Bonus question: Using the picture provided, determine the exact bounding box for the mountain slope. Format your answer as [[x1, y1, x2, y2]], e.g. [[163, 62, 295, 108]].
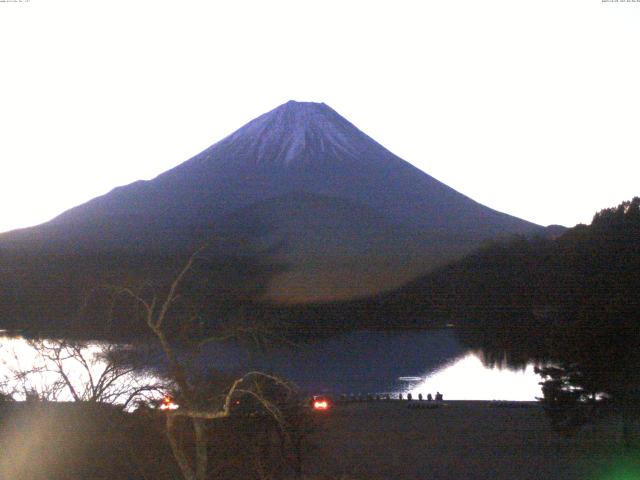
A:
[[46, 101, 537, 235]]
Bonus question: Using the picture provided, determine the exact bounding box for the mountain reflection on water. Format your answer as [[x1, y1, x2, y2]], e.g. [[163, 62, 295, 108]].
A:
[[207, 329, 544, 400], [403, 352, 542, 401]]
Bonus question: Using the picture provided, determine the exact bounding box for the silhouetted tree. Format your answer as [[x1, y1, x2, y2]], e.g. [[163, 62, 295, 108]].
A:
[[533, 198, 640, 446], [116, 249, 307, 480]]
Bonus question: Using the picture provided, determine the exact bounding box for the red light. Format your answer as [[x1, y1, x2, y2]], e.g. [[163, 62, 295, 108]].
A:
[[313, 399, 329, 411]]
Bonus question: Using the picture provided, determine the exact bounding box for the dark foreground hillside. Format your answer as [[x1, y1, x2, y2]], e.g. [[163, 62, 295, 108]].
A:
[[0, 402, 180, 479], [305, 401, 636, 480], [0, 401, 304, 480], [0, 401, 636, 480]]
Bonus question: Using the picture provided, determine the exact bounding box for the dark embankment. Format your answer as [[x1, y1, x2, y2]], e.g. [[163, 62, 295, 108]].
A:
[[0, 401, 178, 479], [0, 400, 310, 480], [2, 400, 632, 480], [305, 401, 637, 480]]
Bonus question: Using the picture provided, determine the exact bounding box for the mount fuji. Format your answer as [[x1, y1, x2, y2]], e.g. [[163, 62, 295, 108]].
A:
[[1, 101, 542, 305]]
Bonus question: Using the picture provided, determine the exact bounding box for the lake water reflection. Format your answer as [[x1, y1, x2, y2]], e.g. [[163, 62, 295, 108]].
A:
[[0, 329, 544, 402]]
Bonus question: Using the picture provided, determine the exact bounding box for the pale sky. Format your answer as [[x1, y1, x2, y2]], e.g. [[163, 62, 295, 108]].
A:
[[1, 0, 638, 233]]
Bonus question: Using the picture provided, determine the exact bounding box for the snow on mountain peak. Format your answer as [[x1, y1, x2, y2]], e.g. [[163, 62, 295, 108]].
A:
[[215, 100, 372, 166]]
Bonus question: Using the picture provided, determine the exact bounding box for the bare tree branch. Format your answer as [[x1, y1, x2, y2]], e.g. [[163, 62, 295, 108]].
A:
[[110, 246, 301, 480]]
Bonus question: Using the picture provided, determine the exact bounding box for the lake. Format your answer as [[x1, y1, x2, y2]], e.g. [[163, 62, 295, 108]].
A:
[[0, 329, 543, 403], [203, 329, 544, 401]]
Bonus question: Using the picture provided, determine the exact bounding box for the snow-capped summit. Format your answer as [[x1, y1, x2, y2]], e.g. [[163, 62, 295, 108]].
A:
[[214, 100, 367, 166]]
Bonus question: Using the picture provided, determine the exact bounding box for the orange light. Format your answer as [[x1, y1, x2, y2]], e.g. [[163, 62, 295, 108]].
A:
[[160, 396, 179, 410], [313, 400, 329, 411]]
